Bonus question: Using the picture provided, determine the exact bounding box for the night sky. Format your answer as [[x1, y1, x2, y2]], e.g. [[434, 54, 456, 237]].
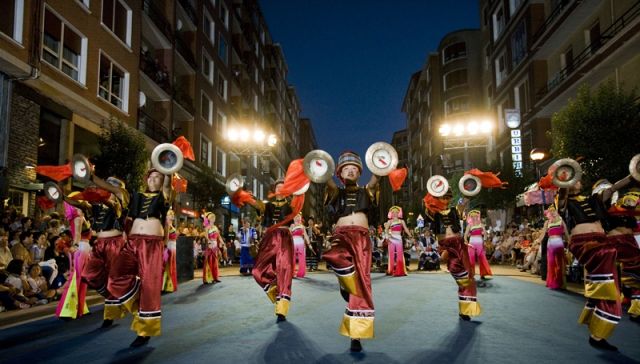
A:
[[260, 0, 480, 170]]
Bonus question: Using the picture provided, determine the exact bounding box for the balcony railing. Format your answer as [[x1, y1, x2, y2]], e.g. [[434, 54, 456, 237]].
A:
[[532, 0, 573, 43], [173, 88, 195, 116], [178, 0, 197, 26], [175, 33, 197, 69], [138, 110, 169, 143], [140, 49, 171, 94], [142, 0, 172, 41], [537, 1, 640, 99]]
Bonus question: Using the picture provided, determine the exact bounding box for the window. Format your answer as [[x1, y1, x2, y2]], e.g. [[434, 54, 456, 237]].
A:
[[203, 10, 214, 44], [77, 0, 90, 8], [102, 0, 132, 47], [0, 0, 24, 43], [202, 50, 214, 84], [260, 183, 264, 200], [588, 21, 601, 54], [200, 134, 212, 167], [492, 6, 505, 41], [98, 52, 129, 111], [511, 21, 527, 68], [445, 96, 470, 116], [216, 110, 227, 135], [220, 3, 229, 30], [515, 80, 530, 113], [561, 46, 574, 73], [43, 7, 87, 84], [443, 42, 466, 64], [443, 69, 467, 90], [201, 92, 212, 125], [216, 147, 226, 176], [217, 71, 227, 101], [254, 92, 259, 112], [494, 52, 507, 86], [509, 0, 525, 15], [218, 35, 228, 64]]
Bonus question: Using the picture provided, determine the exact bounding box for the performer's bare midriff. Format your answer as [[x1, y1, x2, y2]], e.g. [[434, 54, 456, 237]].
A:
[[607, 226, 633, 236], [570, 221, 604, 236], [97, 229, 124, 238], [131, 218, 164, 236], [336, 211, 369, 229], [436, 226, 458, 241]]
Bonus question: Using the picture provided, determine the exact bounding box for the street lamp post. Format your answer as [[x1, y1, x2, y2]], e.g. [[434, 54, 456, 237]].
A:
[[438, 118, 493, 171], [224, 126, 278, 224], [530, 147, 548, 220]]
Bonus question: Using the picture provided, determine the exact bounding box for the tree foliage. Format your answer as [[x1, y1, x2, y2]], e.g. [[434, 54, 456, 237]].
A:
[[93, 119, 148, 192], [550, 82, 640, 187], [189, 161, 226, 211]]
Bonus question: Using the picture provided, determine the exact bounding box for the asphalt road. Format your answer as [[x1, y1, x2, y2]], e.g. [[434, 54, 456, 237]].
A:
[[0, 270, 638, 364]]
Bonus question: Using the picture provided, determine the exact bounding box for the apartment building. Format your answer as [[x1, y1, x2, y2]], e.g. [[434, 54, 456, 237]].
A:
[[481, 0, 640, 172], [402, 29, 487, 206], [0, 0, 309, 226], [377, 129, 411, 227]]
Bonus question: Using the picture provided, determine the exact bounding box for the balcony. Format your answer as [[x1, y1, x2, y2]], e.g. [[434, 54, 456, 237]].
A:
[[140, 49, 171, 95], [142, 0, 172, 44], [175, 32, 196, 70], [177, 0, 197, 27], [173, 88, 195, 118], [138, 109, 169, 143], [536, 1, 640, 101]]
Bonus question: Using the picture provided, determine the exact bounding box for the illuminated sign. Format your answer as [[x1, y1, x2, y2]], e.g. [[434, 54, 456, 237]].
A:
[[511, 129, 523, 177]]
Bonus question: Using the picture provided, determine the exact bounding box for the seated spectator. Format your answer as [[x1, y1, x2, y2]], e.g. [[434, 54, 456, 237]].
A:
[[30, 231, 48, 263], [0, 272, 31, 311], [25, 264, 56, 302], [0, 228, 12, 270], [4, 259, 38, 305]]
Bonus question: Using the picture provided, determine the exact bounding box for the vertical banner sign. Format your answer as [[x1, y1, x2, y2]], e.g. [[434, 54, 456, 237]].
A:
[[504, 109, 523, 177], [511, 130, 523, 177]]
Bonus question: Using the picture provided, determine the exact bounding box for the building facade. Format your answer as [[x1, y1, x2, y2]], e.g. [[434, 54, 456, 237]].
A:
[[0, 0, 313, 230]]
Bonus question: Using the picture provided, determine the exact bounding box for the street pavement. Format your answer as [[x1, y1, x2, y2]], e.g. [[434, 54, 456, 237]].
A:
[[0, 268, 639, 364]]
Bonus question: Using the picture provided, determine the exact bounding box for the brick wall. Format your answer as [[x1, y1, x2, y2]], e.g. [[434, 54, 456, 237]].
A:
[[7, 91, 40, 187]]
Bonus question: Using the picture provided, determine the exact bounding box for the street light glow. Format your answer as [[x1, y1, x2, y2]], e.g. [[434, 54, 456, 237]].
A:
[[439, 124, 451, 136], [480, 120, 492, 133], [530, 148, 547, 161], [267, 134, 278, 147], [227, 129, 239, 141], [453, 123, 464, 136], [253, 130, 266, 143], [240, 128, 250, 142], [467, 121, 479, 134]]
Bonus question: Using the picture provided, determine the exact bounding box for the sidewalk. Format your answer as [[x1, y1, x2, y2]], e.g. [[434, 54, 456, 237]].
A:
[[0, 262, 582, 330]]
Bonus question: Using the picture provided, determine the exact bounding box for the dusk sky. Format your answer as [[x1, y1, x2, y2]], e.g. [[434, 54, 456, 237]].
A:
[[260, 0, 481, 169]]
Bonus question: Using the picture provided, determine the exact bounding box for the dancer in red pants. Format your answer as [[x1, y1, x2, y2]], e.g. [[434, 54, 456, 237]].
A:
[[203, 212, 224, 284], [464, 210, 493, 280]]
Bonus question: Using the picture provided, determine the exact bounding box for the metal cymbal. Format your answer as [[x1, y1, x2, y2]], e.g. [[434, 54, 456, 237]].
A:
[[365, 142, 398, 176], [303, 150, 335, 183]]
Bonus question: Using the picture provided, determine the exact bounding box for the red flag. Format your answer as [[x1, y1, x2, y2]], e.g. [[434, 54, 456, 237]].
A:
[[172, 136, 195, 161], [231, 189, 256, 208], [423, 193, 448, 215], [388, 167, 408, 192], [172, 174, 188, 193], [465, 168, 508, 189], [37, 196, 56, 210], [35, 164, 72, 182]]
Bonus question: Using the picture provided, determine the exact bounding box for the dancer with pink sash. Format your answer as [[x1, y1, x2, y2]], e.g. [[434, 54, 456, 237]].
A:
[[162, 209, 178, 292], [203, 212, 223, 285], [539, 206, 568, 290], [290, 213, 312, 278], [464, 210, 493, 280], [56, 201, 91, 319], [384, 206, 412, 277]]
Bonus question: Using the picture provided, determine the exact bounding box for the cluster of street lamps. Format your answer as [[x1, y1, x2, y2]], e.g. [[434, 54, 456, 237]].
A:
[[225, 127, 277, 148], [438, 119, 493, 137]]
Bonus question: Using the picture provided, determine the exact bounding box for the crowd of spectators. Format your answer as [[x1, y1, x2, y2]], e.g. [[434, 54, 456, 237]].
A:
[[1, 206, 74, 313]]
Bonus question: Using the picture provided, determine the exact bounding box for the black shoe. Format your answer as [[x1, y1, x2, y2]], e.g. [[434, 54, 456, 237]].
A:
[[350, 339, 362, 352], [130, 336, 150, 348], [630, 315, 640, 323], [214, 280, 221, 283], [589, 337, 618, 351], [101, 319, 113, 328], [276, 314, 286, 323], [459, 314, 471, 321]]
